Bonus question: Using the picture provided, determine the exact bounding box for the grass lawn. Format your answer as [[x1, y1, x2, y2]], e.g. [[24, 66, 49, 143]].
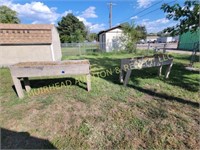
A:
[[0, 50, 199, 149]]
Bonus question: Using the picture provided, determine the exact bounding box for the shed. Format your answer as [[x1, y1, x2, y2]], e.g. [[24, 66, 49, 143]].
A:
[[178, 29, 200, 51], [98, 25, 124, 52], [0, 24, 62, 66]]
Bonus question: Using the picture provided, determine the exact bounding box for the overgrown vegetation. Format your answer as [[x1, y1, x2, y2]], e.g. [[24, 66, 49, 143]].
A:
[[121, 22, 147, 53], [0, 51, 199, 149]]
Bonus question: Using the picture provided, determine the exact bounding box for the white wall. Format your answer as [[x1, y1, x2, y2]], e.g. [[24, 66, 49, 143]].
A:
[[0, 45, 52, 67], [157, 36, 179, 43], [51, 26, 62, 61], [105, 28, 124, 52]]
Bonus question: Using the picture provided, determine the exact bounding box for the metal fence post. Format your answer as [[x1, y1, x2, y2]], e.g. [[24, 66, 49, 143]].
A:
[[163, 43, 166, 53], [79, 43, 81, 56], [147, 43, 150, 55]]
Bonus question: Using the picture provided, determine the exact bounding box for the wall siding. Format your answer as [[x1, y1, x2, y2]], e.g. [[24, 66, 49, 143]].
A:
[[0, 45, 52, 67], [178, 29, 200, 51]]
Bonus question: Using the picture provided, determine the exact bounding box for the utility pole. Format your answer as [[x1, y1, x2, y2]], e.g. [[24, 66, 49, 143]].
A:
[[107, 2, 116, 29]]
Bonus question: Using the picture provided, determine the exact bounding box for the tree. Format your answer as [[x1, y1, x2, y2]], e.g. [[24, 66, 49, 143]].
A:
[[0, 5, 20, 24], [135, 25, 147, 40], [121, 22, 144, 53], [71, 29, 85, 43], [88, 33, 97, 42], [161, 0, 200, 35], [57, 13, 87, 43]]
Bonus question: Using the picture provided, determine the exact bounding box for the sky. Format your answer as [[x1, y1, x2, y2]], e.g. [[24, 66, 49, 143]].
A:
[[0, 0, 185, 33]]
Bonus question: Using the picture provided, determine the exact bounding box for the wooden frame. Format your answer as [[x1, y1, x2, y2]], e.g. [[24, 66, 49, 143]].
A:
[[120, 54, 173, 86], [9, 60, 91, 99]]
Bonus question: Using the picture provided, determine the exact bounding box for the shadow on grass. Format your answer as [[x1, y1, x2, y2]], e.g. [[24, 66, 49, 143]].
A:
[[1, 128, 56, 149], [127, 84, 199, 108], [173, 53, 199, 63], [84, 56, 199, 108], [87, 56, 199, 92], [29, 77, 87, 90], [11, 77, 87, 97]]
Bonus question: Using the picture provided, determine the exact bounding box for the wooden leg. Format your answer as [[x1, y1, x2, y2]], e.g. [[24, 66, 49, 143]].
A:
[[23, 77, 31, 92], [12, 76, 24, 98], [119, 69, 124, 83], [123, 70, 132, 86], [86, 74, 91, 91], [158, 65, 162, 76], [165, 63, 173, 79]]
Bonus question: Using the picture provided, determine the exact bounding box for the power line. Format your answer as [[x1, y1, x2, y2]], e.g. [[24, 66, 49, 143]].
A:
[[138, 0, 177, 18], [118, 0, 177, 25], [118, 0, 164, 24]]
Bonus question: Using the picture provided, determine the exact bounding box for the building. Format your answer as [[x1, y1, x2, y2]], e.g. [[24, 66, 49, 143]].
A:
[[178, 29, 200, 51], [0, 24, 62, 66], [146, 35, 158, 43], [157, 36, 179, 43], [98, 25, 124, 52]]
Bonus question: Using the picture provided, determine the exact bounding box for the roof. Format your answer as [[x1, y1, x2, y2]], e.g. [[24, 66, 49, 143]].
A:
[[0, 24, 54, 45], [98, 25, 122, 35]]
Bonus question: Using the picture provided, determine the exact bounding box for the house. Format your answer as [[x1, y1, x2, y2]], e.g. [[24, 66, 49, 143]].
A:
[[178, 29, 200, 51], [98, 25, 124, 52], [0, 24, 62, 66]]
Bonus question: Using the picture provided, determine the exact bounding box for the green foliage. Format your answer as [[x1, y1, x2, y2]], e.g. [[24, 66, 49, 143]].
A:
[[121, 22, 144, 53], [57, 13, 86, 43], [161, 0, 200, 35], [135, 25, 147, 39], [0, 5, 20, 24], [87, 33, 98, 42]]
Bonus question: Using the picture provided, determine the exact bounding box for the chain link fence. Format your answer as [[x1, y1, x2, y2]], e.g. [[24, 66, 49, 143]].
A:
[[61, 42, 100, 56], [61, 41, 127, 57], [61, 42, 180, 57]]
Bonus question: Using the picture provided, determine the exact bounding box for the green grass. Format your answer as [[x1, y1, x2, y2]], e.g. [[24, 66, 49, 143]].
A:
[[0, 50, 199, 149]]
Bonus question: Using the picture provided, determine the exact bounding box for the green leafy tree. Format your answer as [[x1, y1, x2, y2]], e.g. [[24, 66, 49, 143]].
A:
[[161, 0, 200, 35], [57, 13, 86, 43], [0, 5, 20, 23], [135, 25, 147, 40], [88, 33, 97, 42], [71, 29, 85, 43], [121, 22, 143, 53]]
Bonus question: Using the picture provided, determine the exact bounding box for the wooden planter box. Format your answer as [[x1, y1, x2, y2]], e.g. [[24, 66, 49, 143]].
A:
[[120, 54, 173, 86], [10, 60, 91, 98]]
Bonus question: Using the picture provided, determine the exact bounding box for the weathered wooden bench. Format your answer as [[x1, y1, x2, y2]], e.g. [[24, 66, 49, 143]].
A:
[[120, 54, 173, 86], [9, 60, 91, 98]]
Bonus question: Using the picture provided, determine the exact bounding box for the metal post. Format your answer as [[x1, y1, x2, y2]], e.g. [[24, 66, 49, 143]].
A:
[[154, 47, 157, 53], [79, 43, 81, 56], [163, 43, 166, 53], [147, 43, 150, 55]]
